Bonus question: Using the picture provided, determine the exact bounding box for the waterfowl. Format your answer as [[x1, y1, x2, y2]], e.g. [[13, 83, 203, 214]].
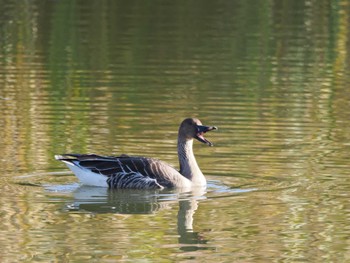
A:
[[55, 118, 217, 189]]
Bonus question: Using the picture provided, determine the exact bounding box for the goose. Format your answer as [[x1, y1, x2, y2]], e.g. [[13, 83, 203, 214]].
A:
[[55, 118, 217, 189]]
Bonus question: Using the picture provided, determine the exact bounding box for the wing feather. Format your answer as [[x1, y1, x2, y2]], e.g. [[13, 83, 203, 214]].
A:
[[56, 154, 181, 188], [107, 171, 163, 189]]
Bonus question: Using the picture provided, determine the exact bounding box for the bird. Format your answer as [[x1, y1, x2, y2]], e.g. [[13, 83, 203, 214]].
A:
[[55, 118, 217, 190]]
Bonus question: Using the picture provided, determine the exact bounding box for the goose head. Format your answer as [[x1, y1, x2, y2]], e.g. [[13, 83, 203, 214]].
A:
[[178, 118, 217, 146]]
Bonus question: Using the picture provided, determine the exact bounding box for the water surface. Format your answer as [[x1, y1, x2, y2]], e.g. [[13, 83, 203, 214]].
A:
[[1, 0, 350, 262]]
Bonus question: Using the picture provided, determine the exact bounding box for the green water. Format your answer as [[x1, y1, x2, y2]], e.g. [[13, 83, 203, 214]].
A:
[[1, 0, 350, 262]]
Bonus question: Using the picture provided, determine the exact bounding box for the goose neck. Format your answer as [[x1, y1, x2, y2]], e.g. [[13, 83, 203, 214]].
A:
[[177, 139, 206, 185]]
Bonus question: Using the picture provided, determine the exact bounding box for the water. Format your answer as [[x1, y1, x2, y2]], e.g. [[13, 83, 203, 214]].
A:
[[1, 0, 350, 262]]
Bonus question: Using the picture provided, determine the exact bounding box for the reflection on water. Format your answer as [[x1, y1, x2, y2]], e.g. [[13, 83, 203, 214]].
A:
[[64, 186, 196, 215], [1, 0, 350, 262], [47, 184, 214, 252]]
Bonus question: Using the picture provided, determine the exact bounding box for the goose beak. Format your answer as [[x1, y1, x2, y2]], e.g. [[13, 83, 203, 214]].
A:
[[195, 125, 218, 146]]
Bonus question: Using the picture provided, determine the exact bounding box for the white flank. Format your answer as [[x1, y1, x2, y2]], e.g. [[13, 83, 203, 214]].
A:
[[62, 161, 108, 187]]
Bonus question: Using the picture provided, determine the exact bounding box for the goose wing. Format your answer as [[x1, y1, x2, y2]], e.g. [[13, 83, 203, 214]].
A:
[[55, 154, 180, 189]]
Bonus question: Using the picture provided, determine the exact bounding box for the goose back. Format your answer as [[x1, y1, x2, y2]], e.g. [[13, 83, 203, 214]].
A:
[[56, 154, 191, 189]]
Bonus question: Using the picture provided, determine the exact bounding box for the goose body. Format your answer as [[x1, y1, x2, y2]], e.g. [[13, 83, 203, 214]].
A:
[[55, 118, 217, 189]]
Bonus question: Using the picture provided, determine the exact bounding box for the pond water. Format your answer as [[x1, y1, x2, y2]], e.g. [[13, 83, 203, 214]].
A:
[[1, 0, 350, 262]]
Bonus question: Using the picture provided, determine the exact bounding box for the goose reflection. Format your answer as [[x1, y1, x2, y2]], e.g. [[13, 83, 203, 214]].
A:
[[66, 185, 209, 250], [68, 186, 165, 214]]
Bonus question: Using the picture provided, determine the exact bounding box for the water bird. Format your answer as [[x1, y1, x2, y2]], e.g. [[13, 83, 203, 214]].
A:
[[55, 118, 217, 189]]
